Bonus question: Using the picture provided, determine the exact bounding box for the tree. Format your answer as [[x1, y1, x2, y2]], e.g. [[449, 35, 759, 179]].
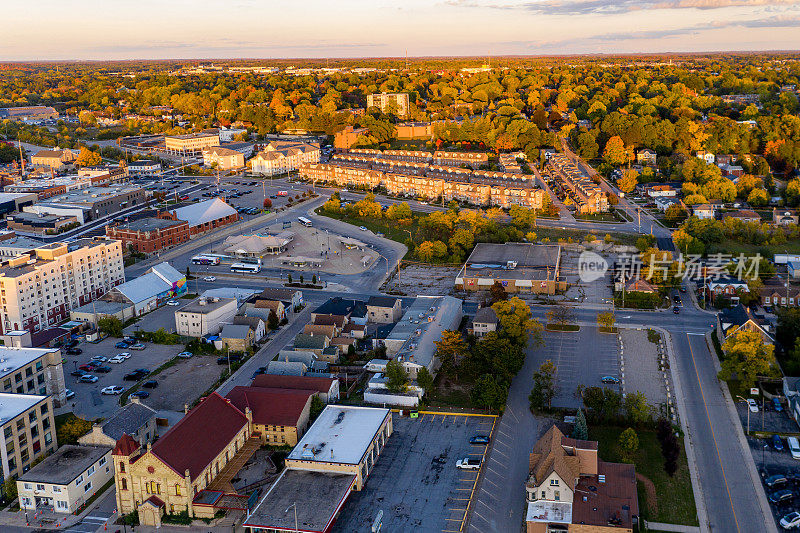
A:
[[471, 374, 509, 412], [490, 281, 508, 304], [417, 367, 435, 394], [263, 198, 273, 209], [617, 168, 638, 194], [572, 409, 589, 440], [386, 202, 412, 220], [267, 309, 279, 330], [720, 330, 776, 387], [3, 477, 18, 500], [623, 391, 652, 425], [434, 330, 468, 371], [385, 359, 409, 392], [97, 316, 123, 337], [618, 428, 639, 462], [75, 146, 101, 167], [582, 386, 622, 422], [56, 414, 92, 446], [546, 305, 576, 328], [657, 417, 680, 476], [492, 297, 544, 347], [597, 311, 615, 331], [603, 135, 629, 167], [529, 360, 558, 410]]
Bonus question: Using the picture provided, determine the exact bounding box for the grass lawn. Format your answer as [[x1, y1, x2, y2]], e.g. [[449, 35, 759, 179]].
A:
[[316, 209, 421, 253], [545, 324, 580, 332], [533, 226, 639, 246], [589, 425, 699, 526], [708, 238, 800, 257], [573, 210, 626, 223], [427, 371, 476, 409]]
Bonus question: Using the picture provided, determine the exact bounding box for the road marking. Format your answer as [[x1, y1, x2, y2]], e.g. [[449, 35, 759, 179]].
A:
[[686, 334, 741, 533]]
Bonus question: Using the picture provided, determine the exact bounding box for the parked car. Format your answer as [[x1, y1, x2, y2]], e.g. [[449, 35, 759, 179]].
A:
[[93, 365, 112, 373], [774, 397, 784, 412], [101, 386, 124, 395], [177, 352, 194, 358], [65, 389, 75, 399], [70, 369, 87, 377], [91, 356, 108, 363], [769, 489, 795, 504], [470, 435, 490, 445], [359, 226, 368, 231], [788, 437, 800, 460], [673, 295, 682, 304], [204, 276, 216, 282], [601, 376, 620, 384], [251, 367, 268, 379], [117, 352, 132, 360], [129, 343, 146, 351], [79, 374, 98, 383], [766, 474, 789, 488], [66, 348, 83, 355], [774, 435, 786, 451], [109, 355, 126, 364], [167, 300, 180, 306], [115, 341, 130, 349], [123, 371, 147, 381], [747, 399, 759, 413], [142, 380, 158, 389], [78, 364, 97, 372], [64, 339, 79, 348], [130, 390, 150, 399], [672, 306, 680, 314], [456, 458, 482, 470], [123, 336, 137, 344], [781, 511, 800, 529]]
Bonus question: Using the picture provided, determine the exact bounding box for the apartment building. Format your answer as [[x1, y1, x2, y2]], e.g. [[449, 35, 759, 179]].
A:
[[127, 160, 161, 175], [546, 155, 609, 214], [433, 151, 489, 167], [174, 296, 238, 337], [164, 133, 220, 156], [18, 445, 112, 514], [0, 394, 56, 487], [106, 217, 190, 254], [366, 92, 409, 116], [250, 141, 320, 176], [0, 238, 125, 333], [0, 346, 66, 403], [202, 146, 245, 170], [0, 106, 58, 122]]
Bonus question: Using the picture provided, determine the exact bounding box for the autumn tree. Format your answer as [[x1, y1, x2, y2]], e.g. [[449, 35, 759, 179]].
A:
[[434, 330, 468, 371], [492, 297, 544, 347], [597, 311, 615, 331], [719, 330, 776, 387], [618, 428, 639, 462], [623, 391, 652, 425], [75, 146, 101, 167], [617, 168, 638, 194], [263, 198, 272, 209], [529, 359, 558, 410], [603, 135, 628, 167]]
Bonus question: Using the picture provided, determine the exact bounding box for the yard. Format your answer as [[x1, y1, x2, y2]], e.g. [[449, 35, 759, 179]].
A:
[[589, 425, 699, 527]]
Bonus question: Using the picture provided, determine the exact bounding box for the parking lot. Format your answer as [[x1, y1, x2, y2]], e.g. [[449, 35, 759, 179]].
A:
[[748, 434, 800, 527], [60, 336, 187, 419], [333, 413, 494, 533], [136, 353, 224, 411], [529, 327, 619, 408]]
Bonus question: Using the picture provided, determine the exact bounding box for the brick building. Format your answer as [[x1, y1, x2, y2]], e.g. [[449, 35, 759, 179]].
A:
[[106, 218, 190, 254]]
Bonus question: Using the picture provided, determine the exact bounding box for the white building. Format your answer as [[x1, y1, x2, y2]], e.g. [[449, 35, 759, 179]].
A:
[[0, 393, 56, 484], [18, 445, 113, 514], [218, 127, 248, 143], [366, 93, 410, 117], [127, 160, 161, 175], [175, 296, 238, 337], [250, 141, 320, 177]]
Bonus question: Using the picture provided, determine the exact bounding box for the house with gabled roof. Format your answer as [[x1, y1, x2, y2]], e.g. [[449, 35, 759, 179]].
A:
[[717, 304, 774, 345]]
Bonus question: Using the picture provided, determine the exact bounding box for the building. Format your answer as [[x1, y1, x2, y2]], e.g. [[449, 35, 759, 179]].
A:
[[0, 238, 124, 333], [158, 198, 239, 236], [0, 234, 43, 258], [761, 282, 800, 308], [233, 315, 266, 341], [113, 392, 254, 527], [723, 209, 761, 224], [30, 149, 77, 171], [222, 233, 291, 257], [266, 360, 307, 376], [293, 333, 331, 358], [23, 186, 146, 224], [333, 126, 369, 150], [202, 147, 245, 170], [773, 208, 799, 226], [175, 296, 238, 337], [244, 406, 392, 532], [127, 160, 161, 175], [783, 377, 800, 427], [366, 295, 402, 324], [217, 324, 254, 352], [696, 151, 715, 164], [6, 212, 79, 236], [636, 149, 657, 166], [0, 393, 56, 486], [106, 218, 191, 254], [4, 176, 91, 199], [705, 276, 749, 302], [250, 141, 320, 177], [646, 185, 676, 198], [251, 373, 340, 403], [217, 127, 248, 143], [457, 243, 562, 295], [545, 155, 608, 214], [0, 346, 66, 403], [164, 133, 220, 156], [433, 151, 489, 168], [395, 122, 432, 139], [79, 398, 158, 448], [254, 287, 303, 310], [471, 307, 498, 338], [0, 193, 37, 215], [225, 386, 314, 446], [717, 304, 774, 345], [691, 204, 715, 220], [367, 92, 409, 116], [0, 106, 58, 122], [18, 445, 112, 514], [654, 197, 682, 212], [525, 426, 638, 533]]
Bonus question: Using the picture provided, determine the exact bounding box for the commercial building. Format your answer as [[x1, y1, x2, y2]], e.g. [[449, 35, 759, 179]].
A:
[[106, 218, 190, 254], [525, 426, 638, 533], [18, 445, 112, 514], [175, 296, 238, 337], [333, 126, 368, 150], [395, 122, 432, 139], [217, 127, 248, 143], [0, 238, 125, 333], [366, 295, 402, 324], [6, 212, 79, 236], [78, 397, 158, 447], [0, 346, 66, 403], [158, 198, 239, 236], [225, 386, 314, 446], [22, 185, 145, 224], [0, 393, 56, 486], [367, 92, 409, 116], [4, 176, 92, 199], [244, 406, 392, 532], [457, 243, 563, 295], [0, 234, 43, 258], [164, 133, 220, 156], [250, 140, 320, 176], [127, 160, 161, 175], [30, 149, 77, 171], [202, 146, 245, 170], [250, 373, 340, 403], [222, 233, 291, 257], [0, 193, 37, 215], [0, 106, 58, 122]]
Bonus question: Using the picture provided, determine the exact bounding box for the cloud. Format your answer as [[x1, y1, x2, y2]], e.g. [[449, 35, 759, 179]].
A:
[[445, 0, 800, 15]]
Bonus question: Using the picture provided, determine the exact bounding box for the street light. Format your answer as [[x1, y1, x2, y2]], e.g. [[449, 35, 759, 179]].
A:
[[285, 502, 298, 533], [736, 395, 750, 435]]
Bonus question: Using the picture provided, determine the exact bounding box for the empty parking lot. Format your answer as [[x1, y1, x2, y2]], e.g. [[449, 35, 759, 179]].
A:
[[333, 412, 495, 533]]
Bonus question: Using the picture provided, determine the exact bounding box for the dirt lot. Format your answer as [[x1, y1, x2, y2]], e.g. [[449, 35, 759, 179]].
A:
[[383, 264, 463, 296], [138, 354, 225, 411]]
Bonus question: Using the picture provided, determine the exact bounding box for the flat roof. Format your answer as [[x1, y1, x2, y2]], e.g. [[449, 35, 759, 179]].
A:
[[178, 296, 237, 314], [460, 242, 561, 282], [18, 445, 111, 485], [245, 469, 355, 532], [287, 405, 389, 465], [0, 347, 59, 381], [386, 295, 463, 369], [73, 299, 132, 315], [38, 185, 143, 206], [111, 217, 186, 232], [0, 393, 47, 426]]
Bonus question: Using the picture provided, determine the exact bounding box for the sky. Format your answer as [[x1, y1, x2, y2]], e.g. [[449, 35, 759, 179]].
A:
[[1, 0, 800, 60]]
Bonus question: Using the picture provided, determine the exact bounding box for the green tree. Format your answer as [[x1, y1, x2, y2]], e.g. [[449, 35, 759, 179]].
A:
[[434, 330, 468, 371], [385, 359, 409, 392], [623, 391, 652, 425], [582, 386, 622, 422], [417, 367, 435, 394], [492, 297, 544, 347], [618, 427, 639, 462], [529, 359, 558, 410], [56, 414, 93, 445], [97, 316, 123, 337], [471, 374, 509, 412], [267, 309, 279, 330], [572, 409, 589, 441], [386, 202, 412, 220], [597, 311, 615, 331], [3, 477, 18, 500]]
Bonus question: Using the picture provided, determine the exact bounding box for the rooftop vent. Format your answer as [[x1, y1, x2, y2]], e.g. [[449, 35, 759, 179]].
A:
[[598, 475, 606, 483]]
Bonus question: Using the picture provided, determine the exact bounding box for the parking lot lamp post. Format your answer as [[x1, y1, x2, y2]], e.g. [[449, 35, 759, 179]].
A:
[[736, 395, 750, 435], [285, 502, 298, 533]]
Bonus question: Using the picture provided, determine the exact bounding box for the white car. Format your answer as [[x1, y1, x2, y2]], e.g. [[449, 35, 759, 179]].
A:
[[788, 437, 800, 460], [204, 276, 216, 282], [101, 385, 124, 395], [747, 399, 759, 413], [781, 512, 800, 529], [177, 351, 194, 358], [91, 355, 108, 363], [65, 389, 75, 399], [456, 458, 482, 470], [166, 300, 180, 306], [109, 355, 126, 364], [359, 226, 368, 231]]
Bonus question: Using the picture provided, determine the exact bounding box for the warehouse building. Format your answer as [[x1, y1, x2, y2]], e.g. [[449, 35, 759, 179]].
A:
[[456, 243, 562, 295]]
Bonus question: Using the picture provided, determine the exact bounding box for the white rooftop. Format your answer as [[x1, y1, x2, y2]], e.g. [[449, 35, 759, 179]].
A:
[[0, 393, 47, 426], [169, 198, 237, 228], [0, 347, 58, 381], [526, 500, 572, 524], [287, 405, 389, 465]]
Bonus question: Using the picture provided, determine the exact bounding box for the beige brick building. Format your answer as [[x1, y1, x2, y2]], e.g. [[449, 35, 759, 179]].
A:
[[0, 346, 67, 404], [164, 133, 219, 156], [367, 93, 409, 117], [0, 394, 56, 486]]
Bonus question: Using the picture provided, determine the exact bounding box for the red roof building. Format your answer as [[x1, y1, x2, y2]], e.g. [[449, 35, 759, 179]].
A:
[[226, 386, 315, 446], [250, 374, 340, 403]]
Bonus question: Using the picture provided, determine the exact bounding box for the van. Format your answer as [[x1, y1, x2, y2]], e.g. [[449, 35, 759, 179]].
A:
[[788, 437, 800, 460]]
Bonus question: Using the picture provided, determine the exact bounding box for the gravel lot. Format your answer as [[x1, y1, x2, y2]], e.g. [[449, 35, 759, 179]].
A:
[[136, 354, 224, 411]]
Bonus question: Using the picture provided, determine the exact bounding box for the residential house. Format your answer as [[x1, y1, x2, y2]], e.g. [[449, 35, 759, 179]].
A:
[[705, 276, 749, 302], [303, 324, 337, 339], [277, 350, 317, 368], [646, 185, 676, 198], [217, 324, 254, 352], [366, 296, 403, 324], [790, 262, 800, 280], [717, 304, 774, 345], [760, 281, 800, 308], [625, 278, 657, 294], [654, 197, 682, 212], [696, 151, 715, 164], [266, 360, 307, 376], [233, 316, 266, 342], [158, 198, 239, 237], [79, 398, 158, 447], [692, 204, 715, 220], [253, 299, 285, 321], [471, 307, 498, 338], [255, 288, 302, 310], [774, 208, 799, 226], [636, 149, 657, 166], [723, 210, 761, 224]]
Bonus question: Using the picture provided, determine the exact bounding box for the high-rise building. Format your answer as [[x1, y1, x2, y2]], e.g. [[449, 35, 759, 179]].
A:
[[0, 238, 124, 333], [367, 93, 410, 117], [0, 393, 56, 487]]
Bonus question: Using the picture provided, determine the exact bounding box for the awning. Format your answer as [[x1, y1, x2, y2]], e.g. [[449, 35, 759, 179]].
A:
[[515, 280, 533, 287], [477, 279, 494, 286]]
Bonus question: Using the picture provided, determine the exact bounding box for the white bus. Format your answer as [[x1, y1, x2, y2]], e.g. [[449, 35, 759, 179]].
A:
[[191, 255, 220, 266], [298, 216, 312, 227], [230, 263, 261, 273]]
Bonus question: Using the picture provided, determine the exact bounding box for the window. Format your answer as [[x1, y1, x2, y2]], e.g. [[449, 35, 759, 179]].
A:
[[121, 479, 127, 491], [119, 462, 125, 473], [175, 484, 182, 496], [23, 483, 32, 490], [36, 484, 45, 491], [99, 457, 106, 467], [44, 432, 52, 445], [84, 482, 92, 492], [28, 411, 36, 423], [554, 490, 560, 501], [53, 486, 61, 493], [75, 475, 83, 486], [541, 491, 546, 499], [56, 501, 68, 510], [3, 427, 11, 439], [549, 479, 559, 486], [87, 466, 95, 476]]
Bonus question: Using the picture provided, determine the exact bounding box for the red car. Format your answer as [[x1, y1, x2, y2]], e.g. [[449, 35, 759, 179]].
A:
[[78, 363, 97, 372]]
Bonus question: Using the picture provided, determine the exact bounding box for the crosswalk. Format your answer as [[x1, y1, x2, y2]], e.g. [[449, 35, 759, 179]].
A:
[[63, 513, 113, 533]]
